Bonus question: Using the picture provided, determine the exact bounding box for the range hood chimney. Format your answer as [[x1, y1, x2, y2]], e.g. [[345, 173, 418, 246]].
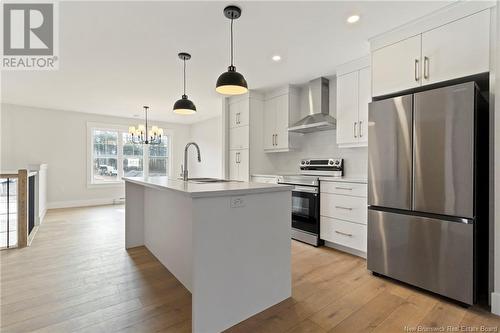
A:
[[288, 77, 336, 133]]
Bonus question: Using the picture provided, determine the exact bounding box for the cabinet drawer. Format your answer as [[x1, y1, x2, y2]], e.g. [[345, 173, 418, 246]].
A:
[[320, 181, 367, 197], [321, 193, 367, 224], [320, 217, 367, 252]]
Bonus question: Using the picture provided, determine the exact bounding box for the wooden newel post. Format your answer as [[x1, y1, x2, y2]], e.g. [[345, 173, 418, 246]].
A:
[[17, 169, 28, 248]]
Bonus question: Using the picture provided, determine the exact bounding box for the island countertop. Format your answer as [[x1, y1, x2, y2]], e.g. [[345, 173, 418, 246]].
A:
[[123, 176, 292, 198]]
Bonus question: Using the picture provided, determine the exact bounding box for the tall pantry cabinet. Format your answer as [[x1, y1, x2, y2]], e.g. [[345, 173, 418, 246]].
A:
[[225, 92, 264, 181]]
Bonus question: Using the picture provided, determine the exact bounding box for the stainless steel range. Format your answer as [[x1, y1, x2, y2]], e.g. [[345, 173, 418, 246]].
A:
[[278, 158, 343, 246]]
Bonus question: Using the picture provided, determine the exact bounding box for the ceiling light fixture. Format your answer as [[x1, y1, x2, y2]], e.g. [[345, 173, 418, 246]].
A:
[[128, 106, 164, 145], [347, 15, 360, 24], [272, 55, 281, 62], [216, 5, 248, 95], [173, 52, 197, 115]]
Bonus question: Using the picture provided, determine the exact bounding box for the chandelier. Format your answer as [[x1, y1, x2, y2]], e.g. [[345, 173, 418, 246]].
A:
[[128, 106, 163, 145]]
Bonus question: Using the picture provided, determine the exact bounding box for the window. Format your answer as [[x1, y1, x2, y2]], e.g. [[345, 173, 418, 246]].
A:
[[149, 143, 168, 177], [89, 124, 170, 185]]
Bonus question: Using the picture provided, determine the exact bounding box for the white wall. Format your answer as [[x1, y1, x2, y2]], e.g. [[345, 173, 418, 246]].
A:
[[187, 116, 223, 178], [0, 103, 190, 208]]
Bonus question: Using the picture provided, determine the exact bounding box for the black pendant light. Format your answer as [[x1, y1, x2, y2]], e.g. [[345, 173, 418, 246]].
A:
[[173, 52, 196, 115], [216, 5, 248, 95]]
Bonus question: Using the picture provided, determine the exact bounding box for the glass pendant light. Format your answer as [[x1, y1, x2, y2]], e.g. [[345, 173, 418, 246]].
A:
[[173, 52, 197, 115], [216, 5, 248, 95]]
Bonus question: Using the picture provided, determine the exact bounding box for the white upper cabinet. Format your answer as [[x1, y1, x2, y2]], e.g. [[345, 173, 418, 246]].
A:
[[229, 98, 249, 128], [336, 57, 371, 148], [372, 35, 421, 97], [372, 9, 490, 97], [336, 71, 359, 146], [263, 87, 299, 153], [263, 96, 277, 150], [357, 67, 371, 144], [421, 10, 490, 85]]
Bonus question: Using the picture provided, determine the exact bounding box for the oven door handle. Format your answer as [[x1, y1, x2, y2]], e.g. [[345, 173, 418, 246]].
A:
[[292, 186, 318, 194]]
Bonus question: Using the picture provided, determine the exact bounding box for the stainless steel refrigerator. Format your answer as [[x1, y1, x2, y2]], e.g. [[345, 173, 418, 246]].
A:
[[367, 81, 489, 305]]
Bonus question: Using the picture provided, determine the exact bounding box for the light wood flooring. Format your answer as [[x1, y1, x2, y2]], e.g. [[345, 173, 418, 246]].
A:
[[1, 205, 499, 332]]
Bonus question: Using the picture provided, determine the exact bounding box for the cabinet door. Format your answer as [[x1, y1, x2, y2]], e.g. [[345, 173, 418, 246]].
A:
[[274, 94, 289, 150], [228, 101, 239, 128], [263, 97, 277, 150], [357, 67, 371, 145], [421, 10, 490, 85], [237, 149, 249, 182], [372, 35, 421, 97], [229, 126, 249, 150], [229, 150, 239, 180], [228, 99, 249, 128], [336, 71, 359, 145]]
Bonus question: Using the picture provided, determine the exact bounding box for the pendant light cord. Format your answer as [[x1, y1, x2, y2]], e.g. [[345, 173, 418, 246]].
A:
[[230, 18, 234, 66], [144, 106, 148, 138], [183, 58, 186, 95]]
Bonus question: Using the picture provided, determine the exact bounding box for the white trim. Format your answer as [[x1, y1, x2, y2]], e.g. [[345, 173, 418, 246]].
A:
[[370, 2, 496, 51], [492, 292, 500, 315], [323, 240, 366, 259], [47, 198, 117, 209], [86, 121, 173, 186]]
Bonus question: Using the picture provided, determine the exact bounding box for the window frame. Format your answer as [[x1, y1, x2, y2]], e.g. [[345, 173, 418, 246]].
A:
[[87, 122, 172, 188]]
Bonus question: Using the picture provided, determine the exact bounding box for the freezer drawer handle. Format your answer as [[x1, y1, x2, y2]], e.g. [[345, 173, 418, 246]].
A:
[[335, 186, 352, 190], [335, 230, 353, 237], [335, 206, 353, 211]]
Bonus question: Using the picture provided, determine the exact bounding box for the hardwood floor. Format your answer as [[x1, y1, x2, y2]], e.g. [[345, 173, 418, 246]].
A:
[[1, 205, 499, 332]]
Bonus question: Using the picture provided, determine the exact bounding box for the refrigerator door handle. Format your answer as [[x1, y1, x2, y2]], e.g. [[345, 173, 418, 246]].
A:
[[414, 59, 419, 81], [423, 56, 429, 80]]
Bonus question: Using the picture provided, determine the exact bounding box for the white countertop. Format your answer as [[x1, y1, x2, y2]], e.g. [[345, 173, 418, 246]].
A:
[[319, 176, 367, 184], [123, 176, 292, 198]]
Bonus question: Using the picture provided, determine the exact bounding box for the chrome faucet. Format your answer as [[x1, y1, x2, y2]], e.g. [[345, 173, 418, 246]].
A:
[[182, 142, 201, 181]]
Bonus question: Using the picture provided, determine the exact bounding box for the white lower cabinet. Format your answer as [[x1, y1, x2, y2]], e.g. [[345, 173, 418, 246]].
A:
[[229, 149, 249, 182], [320, 217, 367, 253], [229, 126, 249, 150], [320, 193, 367, 224], [320, 181, 367, 256]]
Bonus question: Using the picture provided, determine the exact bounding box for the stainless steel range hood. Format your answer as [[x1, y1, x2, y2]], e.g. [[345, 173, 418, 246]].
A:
[[288, 77, 336, 133]]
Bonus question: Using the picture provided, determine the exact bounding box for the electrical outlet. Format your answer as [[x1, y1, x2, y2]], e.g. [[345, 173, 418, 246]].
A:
[[230, 196, 245, 208]]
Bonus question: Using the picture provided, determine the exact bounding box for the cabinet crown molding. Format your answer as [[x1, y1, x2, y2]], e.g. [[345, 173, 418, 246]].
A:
[[369, 1, 495, 51], [336, 56, 370, 77]]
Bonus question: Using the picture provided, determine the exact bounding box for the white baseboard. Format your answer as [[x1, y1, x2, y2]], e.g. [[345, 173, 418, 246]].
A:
[[491, 292, 500, 315], [323, 240, 367, 259], [47, 198, 118, 209], [39, 209, 47, 223]]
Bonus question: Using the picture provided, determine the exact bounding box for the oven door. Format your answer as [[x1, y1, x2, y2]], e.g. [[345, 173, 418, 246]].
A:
[[291, 185, 319, 234]]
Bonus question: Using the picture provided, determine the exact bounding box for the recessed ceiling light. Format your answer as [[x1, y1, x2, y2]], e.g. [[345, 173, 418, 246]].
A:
[[272, 55, 281, 62], [347, 15, 360, 24]]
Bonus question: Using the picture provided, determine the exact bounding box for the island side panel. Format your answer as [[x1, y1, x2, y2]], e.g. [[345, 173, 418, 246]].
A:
[[125, 181, 145, 249], [191, 190, 292, 333], [143, 187, 194, 292]]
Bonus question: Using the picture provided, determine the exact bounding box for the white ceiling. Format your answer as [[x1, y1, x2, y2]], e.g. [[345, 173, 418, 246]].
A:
[[2, 1, 453, 124]]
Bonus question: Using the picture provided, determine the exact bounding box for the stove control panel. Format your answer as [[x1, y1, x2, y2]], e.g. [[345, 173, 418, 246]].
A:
[[299, 158, 343, 176]]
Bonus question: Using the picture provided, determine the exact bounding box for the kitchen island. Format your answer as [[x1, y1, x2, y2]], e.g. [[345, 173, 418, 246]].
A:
[[123, 176, 292, 333]]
